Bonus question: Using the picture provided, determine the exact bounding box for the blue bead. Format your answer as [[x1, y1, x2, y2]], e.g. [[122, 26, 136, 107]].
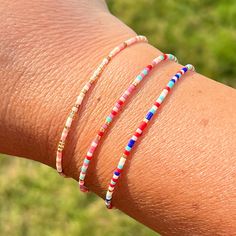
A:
[[175, 73, 180, 79], [171, 79, 176, 83], [128, 139, 135, 148], [80, 175, 85, 180], [106, 116, 112, 123], [159, 95, 165, 101], [137, 75, 143, 81], [150, 108, 156, 114], [168, 81, 175, 88], [143, 69, 148, 75], [146, 111, 154, 120], [118, 164, 123, 169], [114, 171, 120, 176], [183, 67, 188, 72]]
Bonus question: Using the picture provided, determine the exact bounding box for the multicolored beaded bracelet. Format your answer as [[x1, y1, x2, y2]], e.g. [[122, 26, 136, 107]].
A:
[[56, 35, 148, 176], [105, 64, 195, 209], [79, 53, 178, 192]]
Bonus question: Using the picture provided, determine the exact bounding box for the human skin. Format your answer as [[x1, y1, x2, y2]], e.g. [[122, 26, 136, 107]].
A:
[[0, 0, 235, 235]]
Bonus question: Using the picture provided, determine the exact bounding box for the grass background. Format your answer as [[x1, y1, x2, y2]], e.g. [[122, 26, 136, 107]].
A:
[[0, 1, 235, 235]]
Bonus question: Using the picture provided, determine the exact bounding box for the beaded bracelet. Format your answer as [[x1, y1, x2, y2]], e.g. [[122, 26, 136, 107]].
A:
[[79, 53, 178, 192], [56, 35, 148, 176], [105, 64, 195, 209]]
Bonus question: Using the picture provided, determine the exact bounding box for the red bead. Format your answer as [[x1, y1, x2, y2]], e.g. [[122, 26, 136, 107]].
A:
[[146, 64, 153, 70], [134, 131, 141, 137], [109, 183, 115, 187], [111, 110, 118, 116], [86, 155, 92, 160], [117, 99, 124, 105], [139, 121, 147, 130], [112, 178, 118, 182], [154, 101, 161, 107], [163, 54, 168, 60], [124, 150, 130, 156], [165, 86, 171, 92], [98, 130, 104, 137]]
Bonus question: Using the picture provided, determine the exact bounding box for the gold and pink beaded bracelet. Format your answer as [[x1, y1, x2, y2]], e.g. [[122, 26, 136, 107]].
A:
[[56, 35, 148, 176]]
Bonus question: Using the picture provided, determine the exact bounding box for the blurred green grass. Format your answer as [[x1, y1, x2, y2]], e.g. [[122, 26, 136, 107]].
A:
[[0, 156, 157, 236], [0, 1, 235, 235]]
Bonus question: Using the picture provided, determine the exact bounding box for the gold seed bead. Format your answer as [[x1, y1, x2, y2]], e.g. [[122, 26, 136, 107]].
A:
[[69, 112, 75, 118], [82, 88, 87, 94], [107, 56, 111, 62], [122, 154, 128, 159], [58, 140, 65, 147]]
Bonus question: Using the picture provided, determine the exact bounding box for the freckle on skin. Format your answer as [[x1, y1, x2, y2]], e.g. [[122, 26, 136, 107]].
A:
[[97, 96, 101, 102], [199, 118, 209, 127]]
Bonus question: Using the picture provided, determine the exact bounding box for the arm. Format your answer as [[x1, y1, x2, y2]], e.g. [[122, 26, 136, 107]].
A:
[[0, 0, 235, 235]]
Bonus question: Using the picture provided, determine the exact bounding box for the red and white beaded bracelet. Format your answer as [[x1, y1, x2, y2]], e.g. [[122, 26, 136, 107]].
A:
[[105, 64, 195, 209], [79, 54, 178, 192]]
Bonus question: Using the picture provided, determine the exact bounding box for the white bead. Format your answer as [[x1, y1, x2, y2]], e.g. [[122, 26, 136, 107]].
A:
[[161, 89, 168, 98], [108, 186, 114, 191], [83, 85, 88, 91], [156, 97, 163, 104], [136, 128, 142, 134], [106, 191, 112, 198], [120, 96, 125, 102], [76, 96, 83, 106], [66, 117, 73, 127], [152, 105, 158, 111], [113, 106, 119, 112], [119, 157, 126, 166], [87, 151, 92, 157], [124, 90, 130, 96], [72, 106, 78, 112], [103, 58, 109, 64], [91, 141, 98, 147], [113, 175, 118, 179]]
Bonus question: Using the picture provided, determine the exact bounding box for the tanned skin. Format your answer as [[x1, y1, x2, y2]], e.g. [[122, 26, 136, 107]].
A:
[[0, 1, 235, 235]]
